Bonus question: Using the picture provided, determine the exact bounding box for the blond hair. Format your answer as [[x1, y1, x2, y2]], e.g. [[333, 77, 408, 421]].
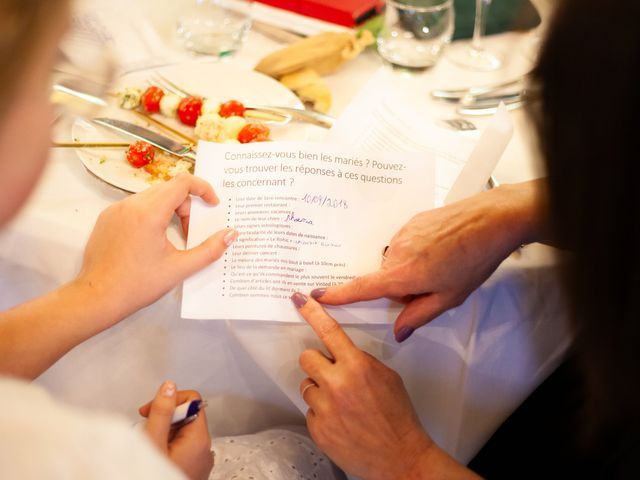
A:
[[0, 0, 69, 119]]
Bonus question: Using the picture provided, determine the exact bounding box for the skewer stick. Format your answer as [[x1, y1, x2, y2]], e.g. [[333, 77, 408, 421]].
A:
[[132, 111, 197, 145], [53, 142, 131, 148]]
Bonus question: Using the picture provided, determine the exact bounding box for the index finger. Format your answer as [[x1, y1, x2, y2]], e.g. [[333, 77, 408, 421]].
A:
[[310, 269, 393, 305], [291, 293, 356, 360], [149, 174, 219, 212]]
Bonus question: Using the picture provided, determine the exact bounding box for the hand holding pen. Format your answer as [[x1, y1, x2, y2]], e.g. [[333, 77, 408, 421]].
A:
[[138, 381, 214, 480]]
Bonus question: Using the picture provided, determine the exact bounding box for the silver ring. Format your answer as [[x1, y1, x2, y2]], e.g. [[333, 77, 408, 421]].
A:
[[301, 382, 317, 398]]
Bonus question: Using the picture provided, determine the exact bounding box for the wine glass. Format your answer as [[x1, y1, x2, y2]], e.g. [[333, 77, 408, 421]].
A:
[[449, 0, 502, 71], [523, 0, 555, 62], [50, 26, 117, 118]]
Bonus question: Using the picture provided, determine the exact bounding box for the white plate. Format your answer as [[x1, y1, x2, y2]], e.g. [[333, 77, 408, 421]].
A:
[[72, 62, 309, 193]]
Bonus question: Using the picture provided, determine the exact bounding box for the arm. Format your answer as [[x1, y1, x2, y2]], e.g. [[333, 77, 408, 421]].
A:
[[0, 280, 129, 379], [292, 293, 481, 480], [0, 174, 237, 379], [313, 179, 551, 341]]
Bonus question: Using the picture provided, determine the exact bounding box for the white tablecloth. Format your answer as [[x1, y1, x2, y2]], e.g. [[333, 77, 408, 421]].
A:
[[0, 0, 570, 468]]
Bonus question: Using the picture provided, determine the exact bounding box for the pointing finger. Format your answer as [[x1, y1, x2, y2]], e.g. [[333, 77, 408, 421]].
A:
[[309, 270, 393, 305], [291, 293, 356, 360]]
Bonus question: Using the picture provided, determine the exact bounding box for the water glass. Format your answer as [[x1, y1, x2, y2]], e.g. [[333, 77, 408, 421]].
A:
[[377, 0, 454, 69], [176, 0, 253, 56]]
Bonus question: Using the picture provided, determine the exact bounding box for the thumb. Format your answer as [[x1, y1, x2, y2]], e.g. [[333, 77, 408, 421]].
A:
[[174, 228, 239, 278], [393, 293, 446, 343], [144, 380, 178, 451]]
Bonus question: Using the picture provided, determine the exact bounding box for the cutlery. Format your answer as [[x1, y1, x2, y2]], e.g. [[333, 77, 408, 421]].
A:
[[150, 72, 336, 129], [93, 118, 197, 162], [459, 91, 525, 107], [131, 110, 197, 145], [244, 105, 335, 129], [431, 74, 528, 102], [52, 82, 109, 108], [457, 96, 527, 116], [252, 20, 305, 43]]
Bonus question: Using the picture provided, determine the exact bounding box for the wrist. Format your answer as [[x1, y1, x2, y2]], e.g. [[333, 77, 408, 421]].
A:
[[491, 179, 548, 248], [63, 276, 126, 331], [404, 443, 481, 480]]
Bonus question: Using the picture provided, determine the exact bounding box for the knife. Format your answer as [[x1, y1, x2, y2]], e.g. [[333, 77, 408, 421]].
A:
[[92, 118, 197, 162]]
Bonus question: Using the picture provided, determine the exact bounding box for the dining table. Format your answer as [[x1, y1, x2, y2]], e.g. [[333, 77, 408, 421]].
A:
[[0, 0, 570, 473]]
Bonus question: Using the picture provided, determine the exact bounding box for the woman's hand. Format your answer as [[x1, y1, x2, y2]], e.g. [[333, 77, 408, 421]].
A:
[[139, 382, 213, 480], [75, 174, 237, 322], [292, 293, 479, 480], [311, 181, 547, 342]]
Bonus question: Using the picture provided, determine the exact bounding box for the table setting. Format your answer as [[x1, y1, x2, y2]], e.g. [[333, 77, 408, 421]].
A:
[[0, 0, 567, 473]]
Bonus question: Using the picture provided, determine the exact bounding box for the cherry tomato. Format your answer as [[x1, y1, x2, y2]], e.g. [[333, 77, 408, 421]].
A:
[[177, 96, 203, 126], [141, 86, 165, 113], [126, 141, 155, 168], [219, 100, 246, 118], [237, 123, 270, 143]]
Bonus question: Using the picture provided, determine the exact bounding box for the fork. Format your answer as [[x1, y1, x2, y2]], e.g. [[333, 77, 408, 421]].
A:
[[431, 74, 529, 102], [149, 72, 335, 129]]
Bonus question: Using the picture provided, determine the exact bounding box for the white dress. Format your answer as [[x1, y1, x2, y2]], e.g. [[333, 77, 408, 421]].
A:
[[0, 377, 345, 480], [0, 376, 185, 479]]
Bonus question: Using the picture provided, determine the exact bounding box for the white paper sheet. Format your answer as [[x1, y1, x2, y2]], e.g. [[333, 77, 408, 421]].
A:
[[445, 103, 514, 204], [326, 69, 476, 206], [182, 141, 434, 323], [327, 68, 513, 206]]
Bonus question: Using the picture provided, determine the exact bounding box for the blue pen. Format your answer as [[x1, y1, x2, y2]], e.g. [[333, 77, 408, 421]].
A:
[[133, 399, 207, 430], [171, 399, 207, 428]]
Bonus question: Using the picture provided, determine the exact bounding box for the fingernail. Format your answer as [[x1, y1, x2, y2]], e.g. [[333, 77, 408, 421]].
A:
[[162, 381, 176, 397], [395, 326, 414, 343], [223, 229, 239, 246], [310, 288, 326, 300], [291, 292, 308, 309]]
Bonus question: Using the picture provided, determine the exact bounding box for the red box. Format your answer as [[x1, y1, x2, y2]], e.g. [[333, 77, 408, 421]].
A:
[[255, 0, 384, 27]]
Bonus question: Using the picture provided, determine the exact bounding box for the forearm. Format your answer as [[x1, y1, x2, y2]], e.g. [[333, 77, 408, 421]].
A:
[[0, 279, 123, 379]]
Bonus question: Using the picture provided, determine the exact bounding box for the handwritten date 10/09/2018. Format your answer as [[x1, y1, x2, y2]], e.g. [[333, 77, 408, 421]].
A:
[[299, 193, 348, 209], [284, 193, 349, 225]]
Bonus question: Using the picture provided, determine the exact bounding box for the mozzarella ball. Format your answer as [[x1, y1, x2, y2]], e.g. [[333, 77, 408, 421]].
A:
[[159, 93, 182, 118], [202, 98, 221, 115], [219, 116, 247, 141]]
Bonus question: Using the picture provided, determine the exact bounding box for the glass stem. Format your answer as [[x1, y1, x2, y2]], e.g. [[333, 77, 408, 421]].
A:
[[471, 0, 491, 51]]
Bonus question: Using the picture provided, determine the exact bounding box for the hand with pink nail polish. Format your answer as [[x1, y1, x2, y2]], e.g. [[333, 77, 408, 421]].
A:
[[311, 181, 549, 342], [139, 381, 213, 480], [292, 293, 480, 480]]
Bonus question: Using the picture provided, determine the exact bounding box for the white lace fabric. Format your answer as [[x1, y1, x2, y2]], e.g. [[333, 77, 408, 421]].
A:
[[211, 428, 346, 480]]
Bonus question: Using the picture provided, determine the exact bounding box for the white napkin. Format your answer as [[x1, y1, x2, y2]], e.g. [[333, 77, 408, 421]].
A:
[[445, 103, 513, 204]]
